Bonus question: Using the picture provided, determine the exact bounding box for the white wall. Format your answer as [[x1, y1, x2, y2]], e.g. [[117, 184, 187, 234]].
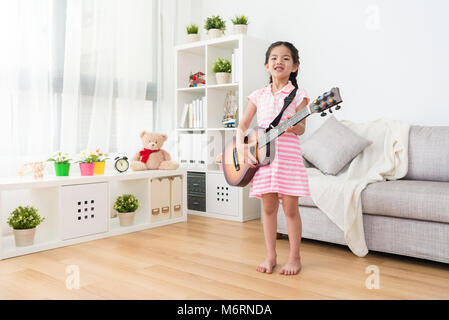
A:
[[177, 0, 449, 135]]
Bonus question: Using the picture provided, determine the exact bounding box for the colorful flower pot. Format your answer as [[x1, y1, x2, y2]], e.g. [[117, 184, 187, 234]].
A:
[[54, 163, 71, 176], [79, 163, 95, 176], [94, 161, 106, 175]]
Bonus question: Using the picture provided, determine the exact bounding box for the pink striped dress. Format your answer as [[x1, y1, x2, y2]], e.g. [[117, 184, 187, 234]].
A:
[[247, 81, 311, 199]]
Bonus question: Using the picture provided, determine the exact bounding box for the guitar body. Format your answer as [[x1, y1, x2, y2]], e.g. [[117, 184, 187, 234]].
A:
[[222, 127, 276, 187]]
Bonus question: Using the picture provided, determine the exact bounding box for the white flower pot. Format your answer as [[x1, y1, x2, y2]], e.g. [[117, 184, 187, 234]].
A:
[[216, 72, 231, 85], [13, 228, 36, 247], [187, 33, 200, 43], [118, 211, 136, 227], [233, 24, 248, 35], [208, 29, 223, 39]]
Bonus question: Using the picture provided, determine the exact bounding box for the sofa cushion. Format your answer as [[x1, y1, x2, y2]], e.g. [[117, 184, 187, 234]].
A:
[[362, 180, 449, 223], [300, 115, 372, 175], [404, 126, 449, 182], [299, 180, 449, 224]]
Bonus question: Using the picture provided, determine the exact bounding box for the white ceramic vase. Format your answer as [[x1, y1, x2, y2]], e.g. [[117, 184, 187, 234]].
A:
[[216, 72, 231, 85], [208, 28, 223, 39], [13, 228, 36, 246], [187, 33, 200, 43], [233, 24, 248, 35], [118, 211, 136, 227]]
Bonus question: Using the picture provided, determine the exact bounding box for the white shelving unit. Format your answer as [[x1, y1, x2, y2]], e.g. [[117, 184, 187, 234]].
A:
[[0, 169, 187, 260], [175, 34, 269, 221]]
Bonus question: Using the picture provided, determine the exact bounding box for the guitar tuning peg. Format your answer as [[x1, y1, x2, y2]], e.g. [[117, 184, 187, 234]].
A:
[[335, 105, 341, 110], [321, 112, 327, 117], [329, 108, 333, 113]]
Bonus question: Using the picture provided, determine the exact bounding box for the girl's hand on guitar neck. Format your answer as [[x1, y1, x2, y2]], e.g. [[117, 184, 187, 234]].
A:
[[236, 139, 258, 168], [285, 115, 306, 135]]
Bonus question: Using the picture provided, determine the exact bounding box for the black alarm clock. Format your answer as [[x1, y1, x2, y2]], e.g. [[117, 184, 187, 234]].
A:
[[114, 155, 129, 173]]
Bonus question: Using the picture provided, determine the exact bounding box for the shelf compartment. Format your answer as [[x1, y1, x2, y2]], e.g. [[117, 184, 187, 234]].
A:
[[109, 178, 150, 229], [207, 129, 235, 171], [1, 187, 60, 247], [207, 87, 239, 129], [177, 46, 206, 89]]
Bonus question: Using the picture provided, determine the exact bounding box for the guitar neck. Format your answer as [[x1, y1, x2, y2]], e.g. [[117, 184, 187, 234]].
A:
[[258, 104, 311, 148]]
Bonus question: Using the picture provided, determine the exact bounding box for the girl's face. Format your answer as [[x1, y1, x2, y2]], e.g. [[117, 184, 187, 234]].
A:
[[265, 45, 298, 81]]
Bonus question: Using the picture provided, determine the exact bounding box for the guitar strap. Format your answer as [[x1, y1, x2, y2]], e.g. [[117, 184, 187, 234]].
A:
[[265, 87, 298, 133]]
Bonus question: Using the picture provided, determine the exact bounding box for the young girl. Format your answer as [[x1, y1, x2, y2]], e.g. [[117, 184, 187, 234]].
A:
[[237, 41, 311, 275]]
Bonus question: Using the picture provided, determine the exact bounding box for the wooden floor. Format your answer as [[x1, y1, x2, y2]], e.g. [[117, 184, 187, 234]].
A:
[[0, 214, 448, 300]]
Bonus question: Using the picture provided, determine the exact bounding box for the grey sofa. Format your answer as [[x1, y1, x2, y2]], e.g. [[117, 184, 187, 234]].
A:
[[277, 125, 449, 264]]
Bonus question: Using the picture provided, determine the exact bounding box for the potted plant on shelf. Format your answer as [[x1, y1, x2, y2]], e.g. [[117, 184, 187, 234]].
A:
[[93, 148, 109, 175], [7, 206, 45, 247], [186, 24, 200, 42], [113, 194, 139, 227], [47, 152, 71, 176], [77, 150, 96, 176], [204, 15, 226, 39], [212, 58, 232, 84], [231, 15, 249, 34]]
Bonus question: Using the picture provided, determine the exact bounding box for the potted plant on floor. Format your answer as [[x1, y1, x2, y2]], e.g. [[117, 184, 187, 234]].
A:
[[93, 148, 109, 175], [231, 15, 249, 34], [7, 206, 45, 247], [204, 15, 226, 39], [77, 150, 96, 176], [114, 194, 139, 227], [47, 152, 72, 176], [186, 24, 200, 42], [212, 58, 232, 84]]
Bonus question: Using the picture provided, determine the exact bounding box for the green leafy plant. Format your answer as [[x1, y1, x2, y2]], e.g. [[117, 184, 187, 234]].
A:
[[231, 15, 249, 25], [204, 15, 226, 31], [77, 149, 109, 163], [212, 58, 232, 73], [47, 152, 71, 164], [113, 194, 139, 213], [186, 24, 199, 34], [7, 206, 45, 230]]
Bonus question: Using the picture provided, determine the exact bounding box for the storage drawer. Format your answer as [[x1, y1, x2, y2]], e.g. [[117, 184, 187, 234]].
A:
[[187, 194, 206, 212], [206, 172, 239, 217], [151, 177, 171, 223], [60, 182, 109, 240], [170, 175, 183, 219], [187, 172, 206, 195]]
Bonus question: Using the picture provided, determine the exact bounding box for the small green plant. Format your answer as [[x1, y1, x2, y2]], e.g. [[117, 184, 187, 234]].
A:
[[77, 149, 109, 163], [204, 15, 226, 31], [114, 194, 139, 213], [7, 206, 45, 230], [186, 24, 199, 34], [231, 15, 249, 25], [47, 152, 71, 164], [212, 58, 232, 73]]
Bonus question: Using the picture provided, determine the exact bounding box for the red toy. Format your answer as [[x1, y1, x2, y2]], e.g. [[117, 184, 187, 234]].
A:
[[189, 72, 205, 87]]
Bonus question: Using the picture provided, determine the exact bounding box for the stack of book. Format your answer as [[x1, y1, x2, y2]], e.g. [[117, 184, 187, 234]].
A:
[[179, 97, 206, 128], [178, 133, 208, 169]]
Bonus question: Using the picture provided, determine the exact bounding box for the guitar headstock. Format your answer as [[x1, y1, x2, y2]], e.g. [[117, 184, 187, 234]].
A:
[[310, 87, 342, 117]]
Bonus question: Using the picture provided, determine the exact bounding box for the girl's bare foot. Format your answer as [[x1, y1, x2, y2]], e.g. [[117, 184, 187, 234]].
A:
[[279, 257, 302, 275], [256, 257, 277, 274]]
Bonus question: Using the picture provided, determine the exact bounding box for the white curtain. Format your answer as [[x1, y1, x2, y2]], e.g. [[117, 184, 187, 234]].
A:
[[0, 0, 158, 177], [61, 0, 156, 161], [0, 0, 57, 176]]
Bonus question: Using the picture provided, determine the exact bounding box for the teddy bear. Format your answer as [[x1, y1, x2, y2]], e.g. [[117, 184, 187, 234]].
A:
[[131, 131, 179, 171]]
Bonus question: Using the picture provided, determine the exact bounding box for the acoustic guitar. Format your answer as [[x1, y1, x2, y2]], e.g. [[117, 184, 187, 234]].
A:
[[222, 87, 343, 187]]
